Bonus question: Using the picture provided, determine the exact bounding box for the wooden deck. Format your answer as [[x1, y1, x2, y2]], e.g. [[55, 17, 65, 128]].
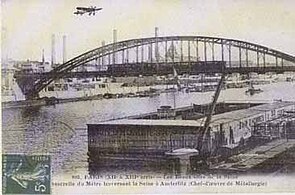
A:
[[211, 139, 295, 173]]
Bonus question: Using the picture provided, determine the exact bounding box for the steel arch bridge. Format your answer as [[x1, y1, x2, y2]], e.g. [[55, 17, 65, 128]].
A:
[[15, 35, 295, 99]]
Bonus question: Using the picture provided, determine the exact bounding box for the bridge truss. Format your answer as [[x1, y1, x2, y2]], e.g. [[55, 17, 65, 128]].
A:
[[15, 36, 295, 99]]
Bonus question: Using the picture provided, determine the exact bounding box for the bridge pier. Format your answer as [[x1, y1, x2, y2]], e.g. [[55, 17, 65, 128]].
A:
[[15, 75, 41, 100], [166, 150, 199, 175]]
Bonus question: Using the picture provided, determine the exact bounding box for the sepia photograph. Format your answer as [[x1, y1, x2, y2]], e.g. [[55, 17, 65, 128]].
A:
[[1, 0, 295, 194]]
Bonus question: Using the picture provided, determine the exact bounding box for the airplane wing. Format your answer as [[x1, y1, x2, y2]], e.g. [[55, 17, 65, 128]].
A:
[[76, 7, 89, 11], [74, 11, 85, 15]]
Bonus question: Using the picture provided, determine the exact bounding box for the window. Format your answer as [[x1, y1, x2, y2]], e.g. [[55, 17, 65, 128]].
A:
[[219, 123, 223, 132], [229, 127, 234, 144]]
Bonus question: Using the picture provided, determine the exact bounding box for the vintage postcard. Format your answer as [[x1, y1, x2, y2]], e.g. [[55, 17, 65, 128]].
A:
[[1, 0, 295, 194]]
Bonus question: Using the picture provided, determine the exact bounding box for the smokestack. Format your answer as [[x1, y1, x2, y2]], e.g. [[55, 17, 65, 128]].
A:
[[42, 49, 45, 64], [155, 27, 159, 37], [113, 29, 117, 64], [101, 41, 105, 66], [113, 29, 117, 43], [62, 35, 67, 63], [51, 34, 56, 66], [155, 27, 159, 62]]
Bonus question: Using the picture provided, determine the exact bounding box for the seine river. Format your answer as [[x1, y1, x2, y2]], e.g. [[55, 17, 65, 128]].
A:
[[2, 82, 295, 175]]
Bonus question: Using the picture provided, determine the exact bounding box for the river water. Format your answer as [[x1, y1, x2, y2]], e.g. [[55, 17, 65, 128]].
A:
[[2, 82, 295, 175]]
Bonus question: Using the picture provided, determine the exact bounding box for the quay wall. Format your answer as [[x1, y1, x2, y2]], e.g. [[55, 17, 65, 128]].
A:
[[2, 99, 47, 109]]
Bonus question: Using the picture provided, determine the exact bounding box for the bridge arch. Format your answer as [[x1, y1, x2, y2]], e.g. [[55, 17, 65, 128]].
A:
[[18, 36, 295, 99]]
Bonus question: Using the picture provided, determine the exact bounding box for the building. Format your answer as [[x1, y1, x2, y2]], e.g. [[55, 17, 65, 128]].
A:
[[37, 61, 51, 72], [193, 101, 295, 151], [1, 67, 17, 98], [19, 60, 51, 73], [88, 119, 202, 157]]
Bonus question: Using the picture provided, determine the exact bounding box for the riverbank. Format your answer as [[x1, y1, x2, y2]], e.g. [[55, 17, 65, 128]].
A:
[[2, 98, 48, 109], [1, 88, 162, 109], [2, 81, 294, 109]]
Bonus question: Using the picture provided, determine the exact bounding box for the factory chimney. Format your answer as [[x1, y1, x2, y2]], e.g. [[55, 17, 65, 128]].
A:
[[155, 27, 159, 37], [51, 34, 56, 66], [62, 35, 67, 63], [113, 29, 117, 64], [155, 27, 159, 62], [42, 49, 45, 64], [101, 41, 105, 66], [113, 29, 117, 44]]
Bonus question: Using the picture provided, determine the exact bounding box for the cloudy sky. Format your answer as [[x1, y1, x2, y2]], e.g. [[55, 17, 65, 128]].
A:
[[2, 0, 295, 63]]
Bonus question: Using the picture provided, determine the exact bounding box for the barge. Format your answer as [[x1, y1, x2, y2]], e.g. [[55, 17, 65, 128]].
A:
[[87, 101, 295, 174]]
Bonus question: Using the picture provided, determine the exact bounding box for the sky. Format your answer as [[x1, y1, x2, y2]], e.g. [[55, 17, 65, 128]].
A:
[[1, 0, 295, 63]]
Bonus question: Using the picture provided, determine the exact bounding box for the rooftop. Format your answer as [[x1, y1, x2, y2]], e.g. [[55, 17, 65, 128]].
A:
[[89, 101, 295, 128], [90, 119, 203, 127], [203, 109, 263, 125], [249, 101, 295, 111], [196, 101, 295, 126]]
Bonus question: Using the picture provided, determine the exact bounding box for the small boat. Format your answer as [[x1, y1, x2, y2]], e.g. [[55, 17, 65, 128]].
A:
[[136, 91, 149, 98], [103, 93, 114, 99], [245, 84, 263, 95], [126, 92, 137, 98], [165, 148, 199, 156], [148, 92, 160, 97]]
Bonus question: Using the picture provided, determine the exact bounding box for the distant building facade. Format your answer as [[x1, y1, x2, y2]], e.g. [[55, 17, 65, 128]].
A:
[[19, 60, 51, 73]]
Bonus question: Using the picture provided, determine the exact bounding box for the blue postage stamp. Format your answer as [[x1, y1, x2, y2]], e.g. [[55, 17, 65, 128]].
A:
[[2, 154, 51, 194]]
